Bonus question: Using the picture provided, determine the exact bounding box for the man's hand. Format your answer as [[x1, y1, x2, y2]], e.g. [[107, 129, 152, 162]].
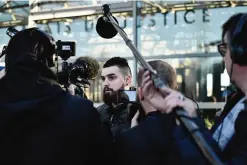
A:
[[140, 69, 197, 117], [159, 87, 197, 117], [139, 68, 169, 109]]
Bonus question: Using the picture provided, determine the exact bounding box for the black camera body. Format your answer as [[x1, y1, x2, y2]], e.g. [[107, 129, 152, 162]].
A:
[[56, 40, 76, 61], [57, 61, 90, 87], [55, 40, 76, 86], [55, 40, 91, 88]]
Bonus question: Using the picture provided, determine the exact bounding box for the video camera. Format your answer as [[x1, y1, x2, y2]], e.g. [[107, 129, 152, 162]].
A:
[[4, 27, 92, 88], [53, 38, 92, 99], [1, 27, 91, 98], [51, 40, 90, 98]]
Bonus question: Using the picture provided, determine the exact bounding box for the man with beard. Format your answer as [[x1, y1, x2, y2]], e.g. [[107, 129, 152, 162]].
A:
[[97, 57, 132, 138]]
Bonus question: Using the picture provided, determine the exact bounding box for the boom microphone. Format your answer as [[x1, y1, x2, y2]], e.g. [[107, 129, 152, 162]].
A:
[[96, 4, 224, 165], [96, 4, 119, 39]]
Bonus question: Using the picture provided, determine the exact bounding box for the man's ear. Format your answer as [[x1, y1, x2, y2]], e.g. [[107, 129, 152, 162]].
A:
[[137, 87, 144, 101], [125, 75, 132, 86]]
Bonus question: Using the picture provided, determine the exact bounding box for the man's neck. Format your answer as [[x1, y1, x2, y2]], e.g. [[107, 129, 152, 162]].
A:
[[234, 67, 247, 96], [236, 76, 247, 96], [141, 102, 157, 115]]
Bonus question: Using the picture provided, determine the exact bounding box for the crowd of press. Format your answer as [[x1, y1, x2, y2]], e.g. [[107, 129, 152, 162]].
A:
[[0, 11, 247, 165]]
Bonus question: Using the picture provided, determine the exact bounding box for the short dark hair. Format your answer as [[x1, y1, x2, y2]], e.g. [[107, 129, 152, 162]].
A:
[[222, 13, 245, 40], [137, 60, 177, 90], [103, 57, 131, 76]]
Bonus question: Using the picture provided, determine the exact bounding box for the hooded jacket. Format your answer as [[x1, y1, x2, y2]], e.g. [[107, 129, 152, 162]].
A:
[[0, 56, 113, 165]]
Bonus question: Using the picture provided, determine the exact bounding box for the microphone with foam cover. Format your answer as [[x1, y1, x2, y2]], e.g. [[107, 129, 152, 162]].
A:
[[70, 56, 100, 80], [96, 4, 119, 39], [96, 16, 119, 39]]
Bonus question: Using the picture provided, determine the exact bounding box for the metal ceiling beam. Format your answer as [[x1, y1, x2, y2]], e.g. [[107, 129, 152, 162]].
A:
[[30, 1, 133, 21], [141, 0, 247, 13], [1, 1, 247, 27], [29, 1, 132, 26], [0, 4, 29, 12], [1, 11, 27, 19], [0, 1, 10, 9], [30, 1, 247, 23], [0, 18, 28, 28]]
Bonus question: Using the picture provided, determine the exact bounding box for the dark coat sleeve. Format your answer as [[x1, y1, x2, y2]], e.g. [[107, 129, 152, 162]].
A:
[[85, 105, 114, 164], [64, 96, 114, 165], [173, 112, 247, 165], [114, 113, 178, 165]]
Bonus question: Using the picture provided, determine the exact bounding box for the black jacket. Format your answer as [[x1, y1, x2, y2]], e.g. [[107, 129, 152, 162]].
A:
[[114, 111, 179, 165], [97, 103, 131, 138], [173, 90, 247, 165], [0, 59, 113, 165]]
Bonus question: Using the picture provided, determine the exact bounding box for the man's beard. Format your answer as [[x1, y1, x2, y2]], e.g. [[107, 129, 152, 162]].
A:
[[103, 85, 125, 105]]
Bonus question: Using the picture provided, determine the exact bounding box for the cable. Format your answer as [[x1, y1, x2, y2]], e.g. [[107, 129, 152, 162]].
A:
[[185, 95, 200, 110]]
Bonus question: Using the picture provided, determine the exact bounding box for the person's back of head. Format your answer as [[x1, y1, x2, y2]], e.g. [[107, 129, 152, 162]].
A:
[[5, 28, 56, 73], [137, 60, 177, 90], [0, 29, 114, 165], [133, 60, 177, 120], [0, 28, 60, 103]]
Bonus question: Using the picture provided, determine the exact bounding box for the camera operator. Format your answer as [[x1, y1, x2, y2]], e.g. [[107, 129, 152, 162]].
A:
[[115, 60, 181, 165], [0, 28, 113, 165], [139, 13, 247, 164], [97, 57, 133, 138]]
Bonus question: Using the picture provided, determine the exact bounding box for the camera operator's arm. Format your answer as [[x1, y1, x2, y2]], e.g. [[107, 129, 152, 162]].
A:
[[141, 70, 247, 165]]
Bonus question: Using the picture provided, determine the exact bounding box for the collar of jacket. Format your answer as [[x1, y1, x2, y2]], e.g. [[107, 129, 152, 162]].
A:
[[107, 103, 128, 114], [5, 53, 58, 85]]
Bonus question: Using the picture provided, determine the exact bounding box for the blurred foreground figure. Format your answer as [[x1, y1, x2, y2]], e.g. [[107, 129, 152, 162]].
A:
[[0, 28, 113, 165], [140, 13, 247, 164]]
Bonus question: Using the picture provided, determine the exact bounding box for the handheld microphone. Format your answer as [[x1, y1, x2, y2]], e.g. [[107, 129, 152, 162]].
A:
[[96, 4, 119, 39]]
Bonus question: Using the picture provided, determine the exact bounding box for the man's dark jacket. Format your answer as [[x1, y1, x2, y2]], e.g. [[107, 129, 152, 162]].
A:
[[97, 103, 131, 138], [114, 90, 247, 165], [0, 58, 113, 165], [173, 90, 247, 165], [114, 112, 180, 165]]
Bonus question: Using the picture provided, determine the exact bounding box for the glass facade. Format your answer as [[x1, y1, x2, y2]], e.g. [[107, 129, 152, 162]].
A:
[[1, 5, 247, 103]]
